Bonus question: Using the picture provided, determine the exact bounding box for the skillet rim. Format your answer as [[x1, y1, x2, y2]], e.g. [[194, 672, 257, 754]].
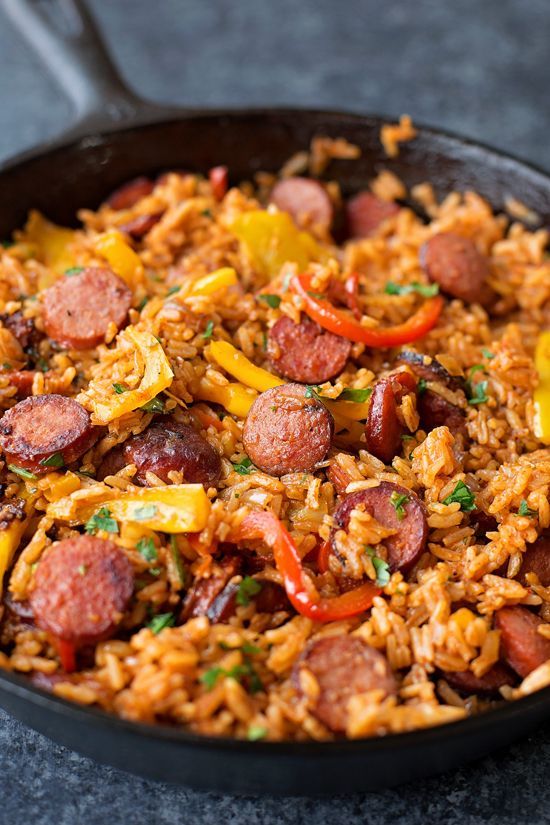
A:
[[1, 105, 550, 756]]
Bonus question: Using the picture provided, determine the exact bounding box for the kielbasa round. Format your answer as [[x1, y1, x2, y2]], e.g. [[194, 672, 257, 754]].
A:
[[495, 605, 550, 678], [364, 371, 417, 464], [267, 316, 351, 384], [519, 534, 550, 587], [0, 394, 97, 474], [270, 177, 334, 230], [29, 535, 134, 646], [420, 232, 493, 305], [42, 267, 132, 350], [243, 383, 334, 476], [106, 176, 154, 210], [292, 635, 397, 732], [443, 663, 515, 696], [345, 191, 400, 239], [332, 481, 428, 573]]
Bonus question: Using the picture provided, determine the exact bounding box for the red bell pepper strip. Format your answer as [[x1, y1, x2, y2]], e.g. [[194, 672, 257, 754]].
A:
[[53, 637, 77, 673], [209, 166, 228, 201], [317, 540, 331, 574], [234, 510, 380, 621], [291, 273, 443, 347]]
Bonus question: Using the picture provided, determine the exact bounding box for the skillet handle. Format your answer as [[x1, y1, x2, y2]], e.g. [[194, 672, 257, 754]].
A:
[[1, 0, 170, 132]]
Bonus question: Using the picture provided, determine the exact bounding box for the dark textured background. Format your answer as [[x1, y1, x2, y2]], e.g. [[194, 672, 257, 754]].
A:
[[1, 0, 550, 821]]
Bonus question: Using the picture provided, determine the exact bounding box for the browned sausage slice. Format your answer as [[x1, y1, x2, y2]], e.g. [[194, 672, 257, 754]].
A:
[[397, 351, 464, 391], [267, 316, 351, 384], [104, 419, 222, 487], [0, 394, 98, 474], [42, 267, 132, 351], [443, 663, 515, 696], [292, 635, 397, 732], [332, 481, 428, 572], [420, 232, 493, 305], [519, 534, 550, 586], [345, 191, 400, 239], [4, 369, 37, 399], [180, 556, 241, 621], [106, 176, 155, 210], [495, 605, 550, 678], [29, 535, 134, 646], [243, 383, 334, 476], [364, 371, 417, 464], [270, 177, 334, 230], [118, 212, 163, 239], [0, 311, 42, 352]]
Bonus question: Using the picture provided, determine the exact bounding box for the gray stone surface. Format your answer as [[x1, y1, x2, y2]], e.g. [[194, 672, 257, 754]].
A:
[[1, 0, 550, 820]]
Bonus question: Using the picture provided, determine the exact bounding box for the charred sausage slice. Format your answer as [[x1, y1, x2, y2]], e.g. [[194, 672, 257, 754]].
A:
[[292, 635, 397, 732], [443, 663, 515, 695], [519, 534, 550, 586], [270, 177, 334, 230], [267, 316, 351, 384], [106, 176, 154, 210], [345, 191, 400, 239], [0, 394, 97, 474], [364, 371, 417, 464], [42, 267, 132, 350], [332, 481, 428, 573], [243, 383, 334, 477], [180, 556, 241, 621], [29, 535, 134, 647], [495, 605, 550, 678], [420, 232, 493, 305]]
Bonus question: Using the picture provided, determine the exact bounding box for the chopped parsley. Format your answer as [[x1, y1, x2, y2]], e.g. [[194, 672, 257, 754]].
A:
[[137, 537, 158, 563], [389, 491, 409, 520], [200, 666, 225, 690], [39, 452, 64, 469], [384, 281, 439, 297], [169, 534, 188, 588], [7, 464, 37, 480], [232, 457, 255, 475], [443, 480, 476, 512], [133, 504, 158, 521], [417, 378, 427, 395], [200, 660, 263, 694], [467, 379, 489, 406], [337, 387, 372, 403], [36, 357, 49, 373], [112, 382, 128, 394], [258, 293, 281, 309], [85, 507, 119, 535], [1, 240, 14, 248], [481, 348, 495, 360], [304, 385, 321, 399], [201, 208, 213, 218], [306, 290, 326, 300], [202, 320, 215, 339], [166, 285, 181, 296], [2, 362, 11, 369], [64, 266, 84, 276], [518, 499, 536, 518], [148, 612, 175, 634], [247, 725, 268, 741], [468, 364, 485, 378], [236, 576, 262, 606], [137, 296, 150, 312], [365, 546, 391, 587], [140, 395, 165, 414], [241, 642, 262, 655]]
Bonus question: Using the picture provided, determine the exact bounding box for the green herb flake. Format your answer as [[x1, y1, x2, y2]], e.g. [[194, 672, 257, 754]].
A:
[[518, 499, 536, 518], [149, 567, 161, 577], [170, 534, 188, 589], [262, 332, 268, 351], [337, 387, 372, 403], [443, 480, 476, 512], [112, 382, 128, 394], [1, 240, 14, 249], [201, 208, 213, 218], [384, 281, 439, 297], [304, 385, 321, 399], [232, 457, 255, 475], [200, 666, 225, 690], [467, 379, 489, 406], [137, 537, 158, 563], [85, 506, 119, 535], [133, 504, 158, 521], [468, 364, 486, 377], [258, 293, 281, 309], [247, 725, 268, 741], [148, 612, 175, 635], [417, 378, 427, 395], [241, 642, 262, 655], [64, 266, 84, 276], [36, 357, 49, 373], [401, 434, 415, 442], [140, 395, 165, 414], [306, 290, 326, 300], [481, 348, 495, 360], [166, 285, 181, 296], [77, 564, 87, 576], [137, 296, 150, 312], [7, 464, 37, 480], [365, 546, 391, 587], [389, 491, 409, 520], [236, 576, 262, 606], [39, 451, 64, 469], [2, 362, 11, 370], [202, 320, 215, 339]]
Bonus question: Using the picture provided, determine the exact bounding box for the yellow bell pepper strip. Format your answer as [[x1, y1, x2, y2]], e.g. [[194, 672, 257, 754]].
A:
[[230, 211, 321, 280], [23, 211, 77, 288], [47, 483, 211, 534], [86, 328, 173, 425], [95, 229, 144, 286], [232, 509, 380, 621], [187, 267, 238, 297], [323, 396, 371, 421], [0, 492, 33, 596], [291, 273, 444, 346], [534, 330, 550, 444], [195, 376, 258, 418], [207, 341, 283, 392]]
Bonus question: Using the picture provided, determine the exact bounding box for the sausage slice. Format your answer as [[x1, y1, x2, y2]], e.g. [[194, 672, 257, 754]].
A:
[[420, 232, 493, 305], [270, 177, 333, 230], [364, 371, 417, 464], [443, 663, 515, 696], [180, 556, 241, 622], [267, 316, 351, 384], [29, 535, 134, 647], [0, 394, 97, 474], [118, 212, 162, 239], [345, 191, 400, 239], [42, 267, 132, 350], [106, 176, 154, 210], [0, 311, 42, 352], [243, 383, 334, 476], [519, 534, 550, 587], [495, 605, 550, 678], [332, 481, 428, 573], [292, 635, 397, 732]]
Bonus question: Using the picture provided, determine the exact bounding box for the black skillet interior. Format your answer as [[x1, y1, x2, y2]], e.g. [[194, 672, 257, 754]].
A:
[[1, 0, 550, 797]]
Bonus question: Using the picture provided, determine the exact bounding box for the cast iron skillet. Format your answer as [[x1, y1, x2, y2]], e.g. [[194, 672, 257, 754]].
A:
[[1, 0, 550, 797]]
